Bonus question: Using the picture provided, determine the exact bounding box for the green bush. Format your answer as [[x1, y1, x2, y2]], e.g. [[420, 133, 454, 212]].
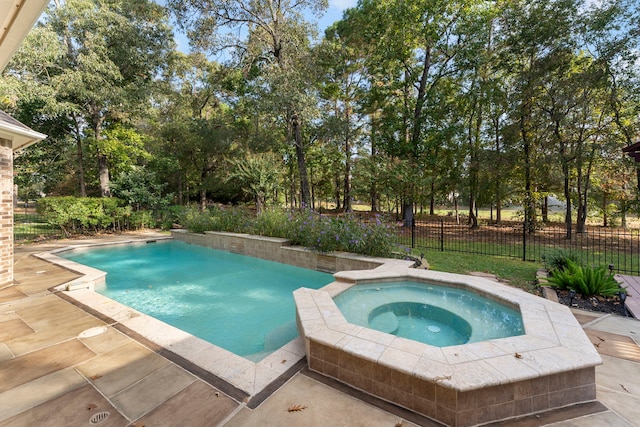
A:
[[175, 206, 400, 257], [544, 249, 580, 273], [281, 209, 397, 256], [37, 196, 125, 236], [251, 208, 290, 237], [179, 206, 216, 234], [548, 259, 625, 297], [210, 206, 252, 233]]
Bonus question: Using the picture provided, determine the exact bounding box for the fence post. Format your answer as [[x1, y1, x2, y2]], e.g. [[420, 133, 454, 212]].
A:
[[411, 217, 415, 248], [522, 211, 527, 261], [440, 219, 444, 252]]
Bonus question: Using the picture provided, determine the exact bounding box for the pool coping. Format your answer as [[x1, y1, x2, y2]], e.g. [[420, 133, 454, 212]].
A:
[[34, 237, 413, 398]]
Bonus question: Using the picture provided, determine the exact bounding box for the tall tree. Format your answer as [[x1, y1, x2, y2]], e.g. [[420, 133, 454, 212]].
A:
[[46, 0, 173, 196], [169, 0, 327, 208]]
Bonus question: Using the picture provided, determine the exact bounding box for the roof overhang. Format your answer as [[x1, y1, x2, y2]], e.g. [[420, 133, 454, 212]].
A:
[[0, 0, 50, 71], [0, 114, 47, 150], [1, 0, 50, 149]]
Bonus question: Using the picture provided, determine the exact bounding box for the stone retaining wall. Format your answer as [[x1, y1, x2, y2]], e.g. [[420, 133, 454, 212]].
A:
[[170, 230, 395, 273]]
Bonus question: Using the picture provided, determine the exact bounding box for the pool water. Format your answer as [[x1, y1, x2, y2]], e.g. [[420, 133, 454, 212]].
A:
[[60, 240, 333, 361], [333, 281, 524, 347]]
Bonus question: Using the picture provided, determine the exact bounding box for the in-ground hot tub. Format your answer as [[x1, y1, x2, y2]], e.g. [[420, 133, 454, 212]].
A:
[[294, 268, 602, 427]]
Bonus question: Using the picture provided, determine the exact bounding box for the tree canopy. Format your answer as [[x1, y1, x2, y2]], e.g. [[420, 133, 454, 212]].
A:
[[3, 0, 640, 230]]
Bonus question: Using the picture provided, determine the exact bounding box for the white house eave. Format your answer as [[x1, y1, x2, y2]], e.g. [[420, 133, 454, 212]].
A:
[[0, 120, 47, 150], [0, 0, 51, 71]]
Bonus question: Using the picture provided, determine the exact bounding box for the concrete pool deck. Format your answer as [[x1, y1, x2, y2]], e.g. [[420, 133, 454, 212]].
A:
[[1, 234, 640, 426]]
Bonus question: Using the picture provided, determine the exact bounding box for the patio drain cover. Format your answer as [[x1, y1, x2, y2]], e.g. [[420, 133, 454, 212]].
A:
[[89, 411, 110, 424]]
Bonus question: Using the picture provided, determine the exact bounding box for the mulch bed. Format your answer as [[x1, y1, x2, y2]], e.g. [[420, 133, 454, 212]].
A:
[[556, 289, 629, 317]]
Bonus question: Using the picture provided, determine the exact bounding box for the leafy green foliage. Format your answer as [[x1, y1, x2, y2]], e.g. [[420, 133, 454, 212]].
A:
[[179, 206, 217, 234], [37, 196, 123, 235], [548, 260, 625, 297], [176, 206, 399, 257], [284, 210, 397, 256], [544, 249, 581, 273], [110, 166, 173, 211]]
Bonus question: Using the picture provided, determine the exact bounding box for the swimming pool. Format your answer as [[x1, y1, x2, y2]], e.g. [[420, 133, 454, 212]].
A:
[[60, 240, 333, 361]]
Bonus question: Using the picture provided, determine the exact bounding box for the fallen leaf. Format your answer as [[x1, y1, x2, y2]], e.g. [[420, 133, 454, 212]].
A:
[[597, 336, 605, 342], [514, 353, 522, 359], [86, 403, 97, 411], [621, 384, 630, 393], [593, 342, 600, 347], [90, 374, 102, 380], [287, 404, 307, 412], [281, 359, 287, 364]]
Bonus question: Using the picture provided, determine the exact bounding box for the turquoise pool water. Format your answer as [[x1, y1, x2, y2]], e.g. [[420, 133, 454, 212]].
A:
[[60, 240, 333, 361], [333, 282, 524, 347]]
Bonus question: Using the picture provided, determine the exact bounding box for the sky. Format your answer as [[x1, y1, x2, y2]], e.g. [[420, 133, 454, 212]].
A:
[[171, 0, 358, 53]]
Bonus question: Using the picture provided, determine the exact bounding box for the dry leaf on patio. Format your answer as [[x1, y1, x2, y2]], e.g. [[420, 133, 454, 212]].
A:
[[514, 352, 522, 359], [90, 374, 102, 380], [86, 403, 97, 411], [281, 359, 287, 364], [287, 404, 307, 412], [621, 384, 630, 393]]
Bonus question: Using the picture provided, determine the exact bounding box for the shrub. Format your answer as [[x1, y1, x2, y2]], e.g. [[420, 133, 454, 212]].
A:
[[37, 196, 125, 236], [548, 259, 625, 297], [175, 206, 400, 257], [544, 249, 580, 273], [210, 206, 252, 233], [283, 209, 397, 256], [179, 206, 216, 234], [251, 208, 289, 237]]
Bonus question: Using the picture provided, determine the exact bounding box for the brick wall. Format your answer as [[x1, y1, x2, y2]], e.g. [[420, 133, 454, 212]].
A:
[[0, 139, 13, 286]]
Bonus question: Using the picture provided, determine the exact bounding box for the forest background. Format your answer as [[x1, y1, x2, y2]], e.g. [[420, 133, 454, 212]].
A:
[[2, 0, 640, 238]]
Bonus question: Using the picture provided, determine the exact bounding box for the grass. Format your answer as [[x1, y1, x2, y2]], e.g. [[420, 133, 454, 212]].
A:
[[413, 249, 541, 293], [13, 213, 61, 241]]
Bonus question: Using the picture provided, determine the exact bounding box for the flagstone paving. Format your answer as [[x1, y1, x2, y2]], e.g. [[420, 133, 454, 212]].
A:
[[1, 234, 639, 426]]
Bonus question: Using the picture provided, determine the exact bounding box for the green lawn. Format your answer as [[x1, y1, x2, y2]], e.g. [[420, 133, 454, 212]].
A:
[[414, 249, 541, 293]]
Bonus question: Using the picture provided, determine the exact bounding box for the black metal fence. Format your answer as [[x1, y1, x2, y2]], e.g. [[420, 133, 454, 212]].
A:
[[397, 218, 640, 275], [13, 212, 62, 242]]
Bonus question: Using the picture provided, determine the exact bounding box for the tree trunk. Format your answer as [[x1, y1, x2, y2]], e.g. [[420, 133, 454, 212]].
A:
[[98, 154, 110, 197], [520, 100, 536, 233], [199, 186, 206, 211], [291, 112, 310, 208], [493, 116, 502, 224], [75, 134, 86, 197]]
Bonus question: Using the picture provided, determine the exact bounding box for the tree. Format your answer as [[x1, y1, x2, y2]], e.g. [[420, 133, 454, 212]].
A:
[[169, 0, 327, 208], [229, 152, 282, 215], [42, 0, 173, 196]]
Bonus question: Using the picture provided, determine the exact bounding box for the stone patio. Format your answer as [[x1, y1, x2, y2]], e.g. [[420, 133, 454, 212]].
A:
[[1, 234, 640, 426]]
